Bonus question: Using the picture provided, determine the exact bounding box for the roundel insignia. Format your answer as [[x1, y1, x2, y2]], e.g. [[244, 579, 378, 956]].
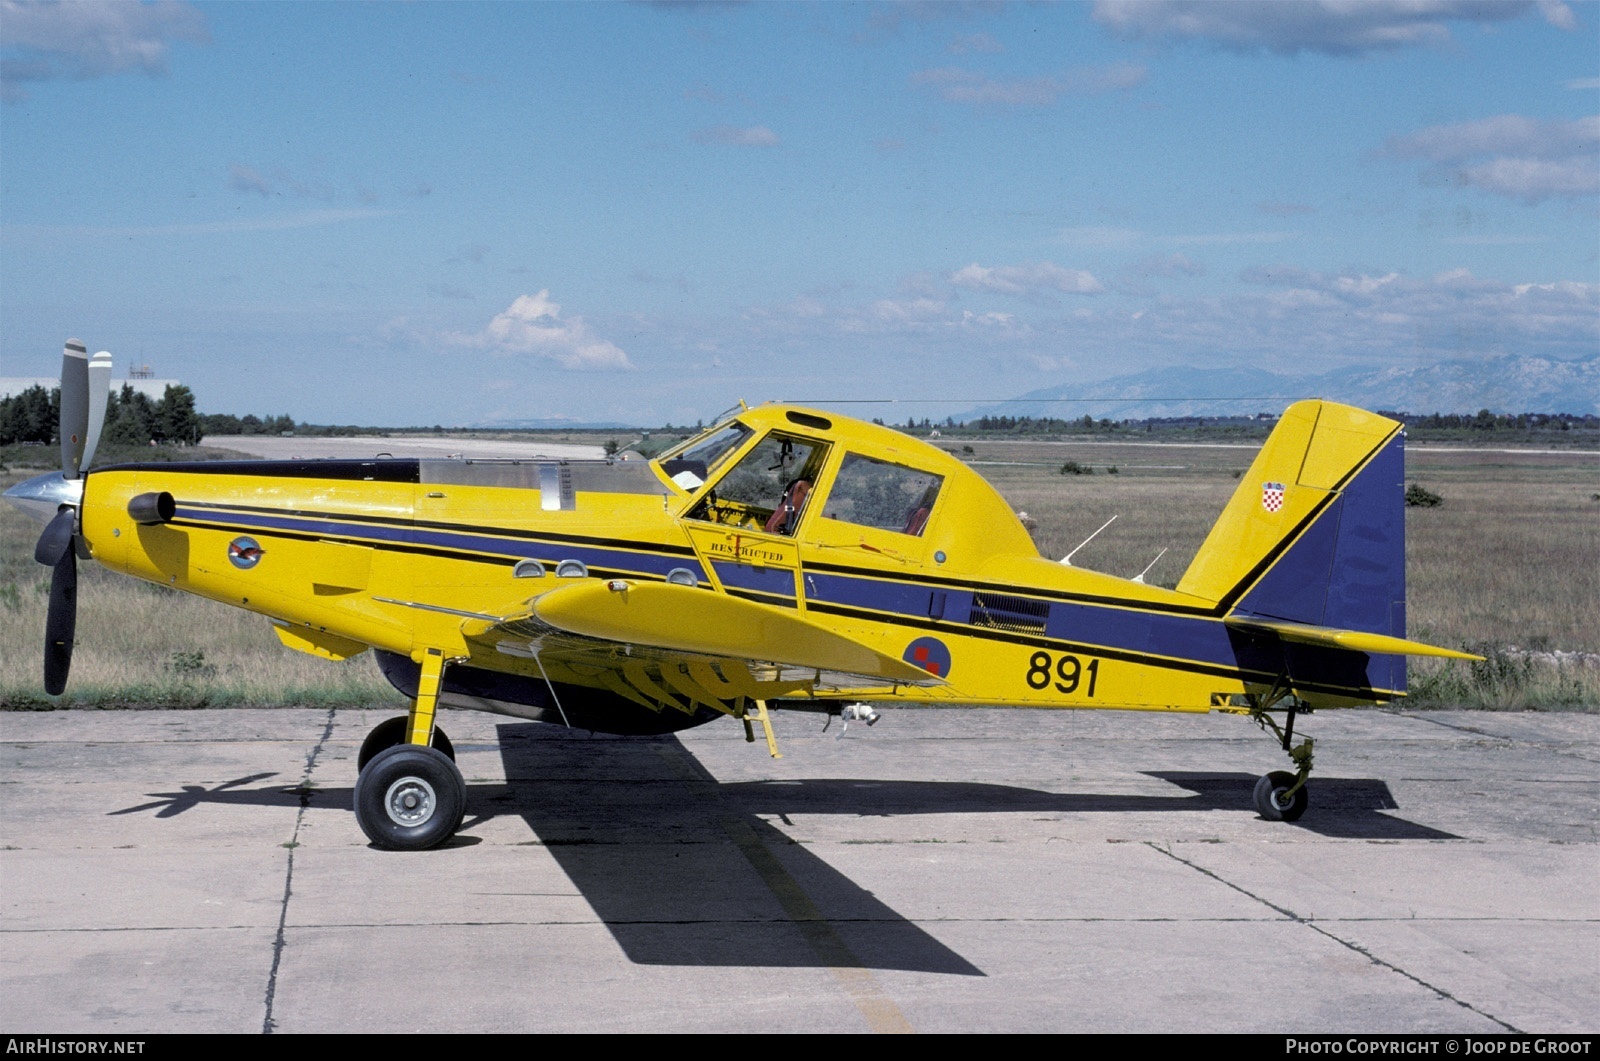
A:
[[228, 536, 265, 570], [902, 636, 951, 679]]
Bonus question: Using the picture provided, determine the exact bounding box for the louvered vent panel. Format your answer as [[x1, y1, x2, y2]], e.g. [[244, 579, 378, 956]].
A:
[[970, 592, 1049, 634]]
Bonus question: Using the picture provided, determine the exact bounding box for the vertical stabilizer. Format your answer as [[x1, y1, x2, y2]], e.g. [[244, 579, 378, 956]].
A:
[[1178, 400, 1407, 639]]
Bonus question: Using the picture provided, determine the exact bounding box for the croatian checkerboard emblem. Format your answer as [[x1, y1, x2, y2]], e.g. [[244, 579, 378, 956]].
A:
[[227, 536, 265, 569], [902, 636, 951, 678], [1261, 481, 1286, 513]]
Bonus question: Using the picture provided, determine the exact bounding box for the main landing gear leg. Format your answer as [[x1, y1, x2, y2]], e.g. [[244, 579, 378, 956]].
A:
[[353, 647, 467, 850], [1249, 698, 1312, 823]]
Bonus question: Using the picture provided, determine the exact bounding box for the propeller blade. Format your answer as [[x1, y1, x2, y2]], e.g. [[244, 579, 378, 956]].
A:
[[59, 339, 90, 479], [44, 549, 78, 696], [34, 508, 76, 567], [82, 351, 114, 472]]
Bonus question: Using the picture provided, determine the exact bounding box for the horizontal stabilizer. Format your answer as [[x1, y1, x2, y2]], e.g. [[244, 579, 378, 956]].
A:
[[1224, 617, 1482, 660], [473, 580, 943, 686]]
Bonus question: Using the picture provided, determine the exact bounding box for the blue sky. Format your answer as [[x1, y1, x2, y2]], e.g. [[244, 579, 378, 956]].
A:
[[2, 0, 1596, 426]]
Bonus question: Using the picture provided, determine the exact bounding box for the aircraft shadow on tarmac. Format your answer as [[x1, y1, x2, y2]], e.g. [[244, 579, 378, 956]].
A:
[[479, 725, 1457, 970], [103, 722, 1457, 974], [483, 725, 983, 974]]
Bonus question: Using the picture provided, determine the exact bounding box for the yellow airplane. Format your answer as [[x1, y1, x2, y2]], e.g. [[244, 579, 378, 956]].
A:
[[9, 339, 1477, 849]]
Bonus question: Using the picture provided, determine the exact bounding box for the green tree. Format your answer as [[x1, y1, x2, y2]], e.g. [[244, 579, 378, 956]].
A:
[[104, 385, 156, 445], [0, 385, 55, 444], [157, 384, 202, 445]]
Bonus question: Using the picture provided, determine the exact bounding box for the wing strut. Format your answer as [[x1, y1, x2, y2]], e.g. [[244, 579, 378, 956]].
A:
[[529, 646, 573, 729]]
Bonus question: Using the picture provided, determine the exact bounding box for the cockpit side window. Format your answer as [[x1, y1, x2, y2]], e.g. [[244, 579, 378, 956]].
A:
[[820, 453, 943, 537], [686, 432, 827, 536]]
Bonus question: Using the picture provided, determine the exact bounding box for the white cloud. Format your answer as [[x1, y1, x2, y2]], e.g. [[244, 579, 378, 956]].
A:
[[459, 292, 634, 371], [1, 0, 208, 101], [1333, 272, 1401, 296], [870, 297, 949, 323], [1385, 115, 1599, 203], [910, 63, 1146, 107], [1092, 0, 1576, 57], [690, 124, 780, 147], [950, 261, 1103, 295], [1458, 156, 1598, 200], [1238, 265, 1599, 339], [959, 309, 1018, 330], [1386, 114, 1597, 161]]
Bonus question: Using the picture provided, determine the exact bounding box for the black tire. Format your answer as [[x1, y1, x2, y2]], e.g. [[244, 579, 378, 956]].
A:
[[1253, 770, 1308, 822], [357, 716, 454, 770], [353, 744, 466, 850]]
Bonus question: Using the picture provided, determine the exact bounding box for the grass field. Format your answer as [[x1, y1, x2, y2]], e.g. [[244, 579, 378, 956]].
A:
[[2, 437, 1595, 710]]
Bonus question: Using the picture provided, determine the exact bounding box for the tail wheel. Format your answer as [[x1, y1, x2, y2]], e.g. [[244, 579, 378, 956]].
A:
[[357, 716, 454, 770], [1254, 770, 1308, 822], [353, 744, 465, 850]]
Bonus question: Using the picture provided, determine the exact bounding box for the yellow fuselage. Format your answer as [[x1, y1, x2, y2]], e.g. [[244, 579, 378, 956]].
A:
[[76, 403, 1408, 724]]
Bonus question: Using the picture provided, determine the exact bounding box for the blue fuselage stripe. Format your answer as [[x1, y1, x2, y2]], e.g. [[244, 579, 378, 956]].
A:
[[806, 568, 1238, 670], [174, 506, 695, 579]]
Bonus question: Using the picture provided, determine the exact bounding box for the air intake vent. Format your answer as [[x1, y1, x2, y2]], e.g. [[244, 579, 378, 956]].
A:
[[970, 592, 1049, 634]]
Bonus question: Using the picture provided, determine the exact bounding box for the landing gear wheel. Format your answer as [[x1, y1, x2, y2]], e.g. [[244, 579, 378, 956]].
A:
[[1254, 770, 1308, 822], [358, 716, 454, 770], [353, 744, 466, 850]]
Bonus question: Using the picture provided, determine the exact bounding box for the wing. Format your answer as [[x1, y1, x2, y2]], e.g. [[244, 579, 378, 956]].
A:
[[459, 579, 945, 716]]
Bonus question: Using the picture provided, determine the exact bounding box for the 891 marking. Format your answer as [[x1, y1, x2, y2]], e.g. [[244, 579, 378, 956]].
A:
[[1025, 651, 1100, 696]]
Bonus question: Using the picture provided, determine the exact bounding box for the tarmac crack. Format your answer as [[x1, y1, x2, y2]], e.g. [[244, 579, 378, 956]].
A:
[[260, 706, 337, 1036], [1145, 841, 1524, 1034]]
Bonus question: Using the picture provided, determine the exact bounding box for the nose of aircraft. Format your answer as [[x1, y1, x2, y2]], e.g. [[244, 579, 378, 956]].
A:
[[3, 470, 84, 526]]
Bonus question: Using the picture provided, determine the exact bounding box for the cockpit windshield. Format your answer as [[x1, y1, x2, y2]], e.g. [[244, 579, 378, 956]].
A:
[[678, 422, 752, 470], [656, 421, 754, 491]]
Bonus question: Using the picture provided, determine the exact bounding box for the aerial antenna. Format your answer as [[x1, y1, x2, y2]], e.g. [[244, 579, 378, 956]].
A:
[[1131, 548, 1168, 584], [1061, 515, 1117, 567]]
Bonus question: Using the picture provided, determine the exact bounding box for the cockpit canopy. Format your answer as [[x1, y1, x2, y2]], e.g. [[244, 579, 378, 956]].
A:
[[653, 405, 1020, 558]]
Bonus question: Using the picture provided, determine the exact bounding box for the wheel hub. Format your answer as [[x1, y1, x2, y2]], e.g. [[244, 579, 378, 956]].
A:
[[384, 776, 437, 827]]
